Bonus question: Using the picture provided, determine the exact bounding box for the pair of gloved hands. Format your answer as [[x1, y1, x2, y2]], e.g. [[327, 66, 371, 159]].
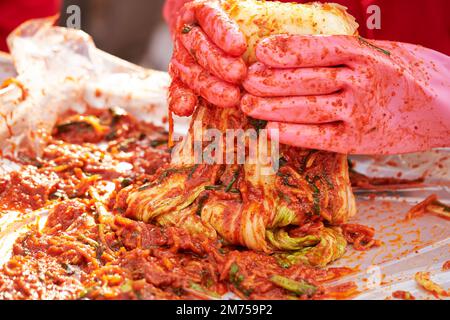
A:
[[165, 0, 450, 154]]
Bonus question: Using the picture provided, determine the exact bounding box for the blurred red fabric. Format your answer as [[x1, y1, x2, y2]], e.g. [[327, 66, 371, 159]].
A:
[[0, 0, 61, 52], [278, 0, 450, 55]]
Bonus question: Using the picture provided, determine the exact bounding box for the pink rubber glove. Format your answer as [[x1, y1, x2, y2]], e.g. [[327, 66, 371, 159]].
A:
[[241, 35, 450, 154], [167, 0, 247, 116]]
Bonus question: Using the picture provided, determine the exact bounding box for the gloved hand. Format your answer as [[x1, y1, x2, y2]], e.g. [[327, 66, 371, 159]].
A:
[[163, 0, 191, 34], [241, 35, 450, 154], [167, 0, 247, 116]]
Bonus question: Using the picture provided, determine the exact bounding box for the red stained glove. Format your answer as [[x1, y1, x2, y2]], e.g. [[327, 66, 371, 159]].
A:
[[167, 0, 247, 116], [241, 35, 450, 154]]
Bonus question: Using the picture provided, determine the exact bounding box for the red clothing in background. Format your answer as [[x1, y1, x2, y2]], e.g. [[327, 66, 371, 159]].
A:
[[0, 0, 61, 52], [164, 0, 450, 56]]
